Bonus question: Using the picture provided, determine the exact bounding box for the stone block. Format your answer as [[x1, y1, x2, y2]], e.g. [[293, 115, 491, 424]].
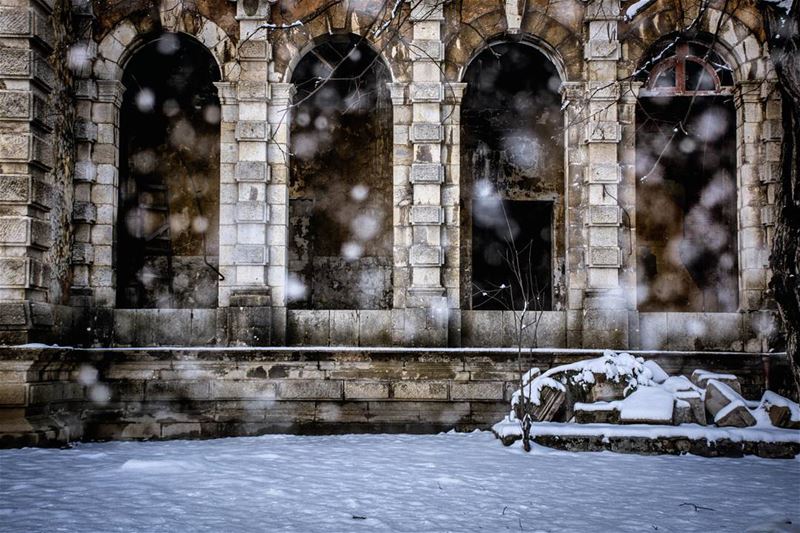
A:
[[410, 39, 443, 60], [0, 90, 29, 119], [344, 381, 390, 399], [574, 403, 620, 424], [409, 82, 443, 102], [691, 369, 741, 394], [450, 382, 504, 401], [211, 380, 277, 400], [410, 205, 443, 224], [588, 246, 619, 266], [235, 201, 267, 222], [235, 120, 269, 140], [277, 380, 342, 400], [287, 310, 330, 346], [705, 380, 755, 427], [589, 205, 619, 225], [73, 201, 97, 223], [410, 163, 443, 184], [0, 383, 26, 405], [161, 423, 202, 439], [329, 310, 358, 346], [411, 123, 443, 142], [233, 244, 267, 265], [410, 245, 443, 266], [145, 380, 210, 401], [392, 381, 448, 400], [357, 310, 392, 346], [234, 161, 270, 182]]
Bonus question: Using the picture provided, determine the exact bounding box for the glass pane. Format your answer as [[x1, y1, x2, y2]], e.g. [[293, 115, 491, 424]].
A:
[[686, 61, 715, 91], [654, 67, 676, 88]]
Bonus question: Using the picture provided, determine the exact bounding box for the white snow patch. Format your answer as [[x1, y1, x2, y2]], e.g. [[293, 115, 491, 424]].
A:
[[1, 432, 798, 532]]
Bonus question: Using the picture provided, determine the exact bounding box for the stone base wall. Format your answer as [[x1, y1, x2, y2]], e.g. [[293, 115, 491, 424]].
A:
[[0, 346, 792, 448]]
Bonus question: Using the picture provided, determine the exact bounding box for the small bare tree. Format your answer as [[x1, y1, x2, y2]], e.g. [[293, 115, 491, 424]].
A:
[[472, 199, 548, 452]]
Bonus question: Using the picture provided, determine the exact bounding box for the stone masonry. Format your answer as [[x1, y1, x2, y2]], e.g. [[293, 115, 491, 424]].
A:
[[0, 0, 784, 353]]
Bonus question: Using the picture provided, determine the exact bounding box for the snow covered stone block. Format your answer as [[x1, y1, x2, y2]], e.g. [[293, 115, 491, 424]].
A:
[[643, 361, 669, 384], [618, 387, 675, 425], [574, 402, 620, 424], [691, 370, 742, 395], [675, 390, 706, 425], [705, 380, 756, 428], [758, 391, 800, 429]]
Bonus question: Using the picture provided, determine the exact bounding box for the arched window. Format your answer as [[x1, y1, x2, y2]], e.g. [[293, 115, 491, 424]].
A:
[[288, 34, 392, 310], [461, 42, 564, 311], [117, 32, 221, 309], [635, 38, 737, 312]]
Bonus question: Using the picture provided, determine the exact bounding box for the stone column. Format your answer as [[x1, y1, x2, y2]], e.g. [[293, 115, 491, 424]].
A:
[[266, 82, 294, 345], [442, 82, 467, 345], [738, 79, 777, 351], [402, 0, 448, 346], [0, 0, 55, 343], [581, 0, 628, 348], [561, 81, 588, 348], [216, 0, 274, 345], [736, 80, 770, 313]]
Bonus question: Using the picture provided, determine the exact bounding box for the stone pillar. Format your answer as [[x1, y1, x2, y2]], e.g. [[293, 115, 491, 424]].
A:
[[581, 0, 628, 348], [736, 80, 771, 313], [442, 82, 467, 345], [266, 82, 294, 345], [0, 0, 55, 343], [402, 0, 448, 346], [215, 0, 274, 345], [618, 81, 642, 347], [739, 79, 777, 351], [561, 81, 588, 348]]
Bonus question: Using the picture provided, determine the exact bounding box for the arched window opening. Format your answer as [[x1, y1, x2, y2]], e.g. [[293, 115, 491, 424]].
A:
[[288, 34, 392, 310], [117, 32, 221, 309], [461, 42, 564, 311], [635, 39, 738, 312]]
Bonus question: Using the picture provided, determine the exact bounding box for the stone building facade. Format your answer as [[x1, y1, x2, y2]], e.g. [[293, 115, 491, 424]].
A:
[[0, 0, 783, 353]]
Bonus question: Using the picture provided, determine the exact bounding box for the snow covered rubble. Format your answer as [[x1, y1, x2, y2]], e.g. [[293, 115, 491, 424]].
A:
[[1, 432, 799, 533], [493, 350, 800, 457]]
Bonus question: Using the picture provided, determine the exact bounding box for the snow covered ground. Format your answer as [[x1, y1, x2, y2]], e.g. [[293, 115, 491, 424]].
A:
[[1, 432, 799, 532]]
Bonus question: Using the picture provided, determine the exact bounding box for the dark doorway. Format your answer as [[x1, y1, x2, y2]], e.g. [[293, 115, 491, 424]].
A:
[[471, 200, 553, 310], [461, 41, 564, 311], [117, 32, 221, 309], [288, 34, 392, 310]]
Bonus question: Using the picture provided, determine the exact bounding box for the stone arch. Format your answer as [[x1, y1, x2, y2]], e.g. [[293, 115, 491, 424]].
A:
[[633, 35, 741, 312], [94, 13, 237, 82], [444, 6, 582, 83], [286, 33, 394, 310], [622, 2, 768, 83], [268, 2, 410, 84], [116, 32, 223, 309]]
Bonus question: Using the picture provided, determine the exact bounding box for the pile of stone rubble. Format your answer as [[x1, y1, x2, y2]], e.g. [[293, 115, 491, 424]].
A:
[[492, 351, 800, 457]]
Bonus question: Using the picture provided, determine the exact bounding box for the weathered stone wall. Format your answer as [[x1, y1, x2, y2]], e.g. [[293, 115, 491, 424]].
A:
[[0, 346, 790, 447], [0, 0, 783, 353]]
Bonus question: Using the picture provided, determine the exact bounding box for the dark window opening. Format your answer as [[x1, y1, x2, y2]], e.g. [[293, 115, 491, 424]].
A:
[[117, 32, 221, 309], [288, 34, 392, 310], [460, 42, 564, 312], [636, 96, 738, 312], [471, 200, 553, 310]]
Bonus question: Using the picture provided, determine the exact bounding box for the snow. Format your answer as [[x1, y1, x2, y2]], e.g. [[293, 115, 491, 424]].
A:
[[624, 0, 658, 21], [761, 391, 800, 422], [512, 350, 654, 407], [1, 432, 799, 532], [573, 387, 677, 423], [618, 386, 676, 422]]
